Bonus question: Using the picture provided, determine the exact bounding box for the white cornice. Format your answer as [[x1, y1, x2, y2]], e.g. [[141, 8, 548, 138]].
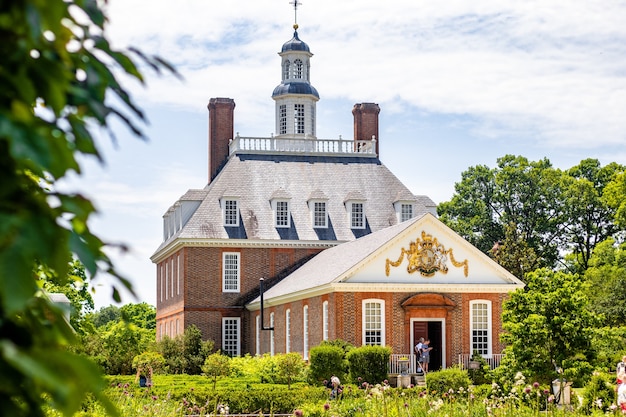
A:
[[246, 281, 523, 311], [151, 238, 341, 263]]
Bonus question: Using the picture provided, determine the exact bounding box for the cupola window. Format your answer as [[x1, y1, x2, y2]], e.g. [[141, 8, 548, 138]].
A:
[[294, 59, 303, 79], [283, 60, 290, 80], [279, 105, 287, 135], [294, 104, 305, 134]]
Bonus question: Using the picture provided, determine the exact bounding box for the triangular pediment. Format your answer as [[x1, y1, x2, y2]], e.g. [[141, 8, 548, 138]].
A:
[[339, 213, 523, 289]]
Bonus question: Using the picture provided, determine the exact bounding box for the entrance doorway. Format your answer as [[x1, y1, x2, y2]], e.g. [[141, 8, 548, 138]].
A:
[[413, 320, 444, 371]]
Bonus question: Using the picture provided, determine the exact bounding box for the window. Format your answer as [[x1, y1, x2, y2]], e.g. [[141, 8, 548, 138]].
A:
[[349, 202, 365, 229], [270, 312, 275, 356], [294, 104, 305, 134], [165, 261, 169, 299], [310, 104, 315, 136], [275, 200, 290, 228], [400, 203, 413, 222], [223, 199, 239, 226], [312, 201, 327, 228], [323, 301, 329, 341], [283, 60, 290, 80], [362, 299, 385, 346], [256, 315, 261, 355], [279, 104, 287, 135], [294, 59, 303, 78], [176, 254, 180, 296], [303, 305, 309, 359], [285, 309, 291, 353], [222, 317, 240, 356], [470, 301, 491, 356], [222, 252, 240, 292]]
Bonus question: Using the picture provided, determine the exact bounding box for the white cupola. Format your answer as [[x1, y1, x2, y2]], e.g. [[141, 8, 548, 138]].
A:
[[272, 23, 319, 139]]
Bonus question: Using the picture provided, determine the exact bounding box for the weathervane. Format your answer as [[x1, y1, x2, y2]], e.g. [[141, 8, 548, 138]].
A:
[[289, 0, 302, 30]]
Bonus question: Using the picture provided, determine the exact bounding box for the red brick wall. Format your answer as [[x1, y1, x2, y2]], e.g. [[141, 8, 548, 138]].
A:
[[157, 245, 321, 347]]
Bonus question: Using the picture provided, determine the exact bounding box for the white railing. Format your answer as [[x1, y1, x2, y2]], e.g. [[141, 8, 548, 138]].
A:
[[458, 354, 504, 369], [388, 353, 504, 374], [389, 354, 421, 374], [229, 134, 377, 157]]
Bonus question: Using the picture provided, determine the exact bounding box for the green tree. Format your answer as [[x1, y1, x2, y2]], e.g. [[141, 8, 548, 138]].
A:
[[120, 302, 156, 329], [202, 352, 231, 389], [90, 305, 122, 328], [154, 324, 213, 374], [583, 238, 626, 327], [132, 351, 166, 386], [39, 258, 95, 334], [276, 352, 306, 389], [501, 268, 599, 384], [563, 159, 623, 272], [98, 321, 154, 375], [604, 171, 626, 229], [0, 0, 172, 414]]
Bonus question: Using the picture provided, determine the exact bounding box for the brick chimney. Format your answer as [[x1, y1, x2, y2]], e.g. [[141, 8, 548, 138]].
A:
[[352, 103, 380, 156], [207, 97, 236, 183]]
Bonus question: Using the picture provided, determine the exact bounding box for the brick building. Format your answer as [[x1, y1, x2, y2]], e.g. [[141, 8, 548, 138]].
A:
[[151, 22, 524, 370]]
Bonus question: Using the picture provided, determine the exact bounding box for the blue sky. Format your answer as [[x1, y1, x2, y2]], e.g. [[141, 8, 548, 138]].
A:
[[63, 0, 626, 309]]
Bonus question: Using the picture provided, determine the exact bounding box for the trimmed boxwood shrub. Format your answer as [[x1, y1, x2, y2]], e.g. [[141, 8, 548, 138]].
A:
[[346, 345, 391, 385], [425, 367, 471, 396], [309, 344, 347, 384]]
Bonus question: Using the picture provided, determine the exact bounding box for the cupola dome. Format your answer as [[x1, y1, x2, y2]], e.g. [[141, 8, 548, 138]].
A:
[[281, 30, 311, 53]]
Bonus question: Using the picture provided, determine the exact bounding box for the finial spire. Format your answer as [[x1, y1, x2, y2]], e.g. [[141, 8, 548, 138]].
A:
[[289, 0, 302, 30]]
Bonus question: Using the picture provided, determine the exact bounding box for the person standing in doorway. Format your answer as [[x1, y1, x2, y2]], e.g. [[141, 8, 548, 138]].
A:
[[421, 339, 433, 374], [414, 337, 424, 373]]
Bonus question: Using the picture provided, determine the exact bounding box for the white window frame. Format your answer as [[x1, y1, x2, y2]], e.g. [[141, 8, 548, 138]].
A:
[[348, 201, 365, 229], [270, 312, 275, 356], [396, 202, 414, 223], [273, 200, 291, 228], [303, 305, 309, 359], [222, 252, 240, 293], [310, 200, 328, 228], [222, 317, 241, 356], [470, 300, 492, 357], [294, 103, 305, 134], [223, 199, 239, 227], [279, 104, 287, 135], [285, 309, 291, 353], [362, 299, 385, 346], [256, 315, 261, 355], [323, 301, 329, 341], [283, 60, 290, 80]]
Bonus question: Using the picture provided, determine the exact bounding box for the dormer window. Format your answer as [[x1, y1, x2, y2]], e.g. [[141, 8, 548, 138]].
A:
[[311, 200, 327, 228], [222, 199, 239, 227], [348, 201, 365, 229], [394, 201, 414, 223], [273, 200, 290, 228]]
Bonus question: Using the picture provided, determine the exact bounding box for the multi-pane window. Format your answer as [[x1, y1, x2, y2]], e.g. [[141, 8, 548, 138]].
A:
[[295, 104, 305, 134], [294, 59, 303, 78], [363, 300, 384, 346], [285, 309, 291, 353], [270, 312, 275, 356], [303, 305, 309, 359], [275, 200, 290, 227], [222, 317, 240, 356], [350, 202, 365, 229], [400, 203, 413, 222], [312, 201, 327, 228], [310, 104, 315, 136], [224, 199, 239, 226], [471, 301, 490, 356], [255, 315, 260, 355], [279, 105, 287, 135], [283, 60, 290, 80], [222, 252, 240, 292], [323, 301, 329, 341]]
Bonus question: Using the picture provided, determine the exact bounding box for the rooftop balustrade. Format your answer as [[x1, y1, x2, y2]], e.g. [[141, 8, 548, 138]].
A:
[[229, 134, 377, 157]]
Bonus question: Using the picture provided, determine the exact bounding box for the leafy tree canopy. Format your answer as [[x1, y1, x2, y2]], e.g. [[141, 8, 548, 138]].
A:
[[501, 268, 600, 384], [0, 0, 174, 415]]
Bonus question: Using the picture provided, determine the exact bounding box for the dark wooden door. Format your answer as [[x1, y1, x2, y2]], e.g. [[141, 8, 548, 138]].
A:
[[412, 321, 443, 371]]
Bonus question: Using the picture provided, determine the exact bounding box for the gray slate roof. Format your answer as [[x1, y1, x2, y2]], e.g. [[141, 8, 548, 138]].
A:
[[252, 215, 423, 301], [154, 153, 436, 254]]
